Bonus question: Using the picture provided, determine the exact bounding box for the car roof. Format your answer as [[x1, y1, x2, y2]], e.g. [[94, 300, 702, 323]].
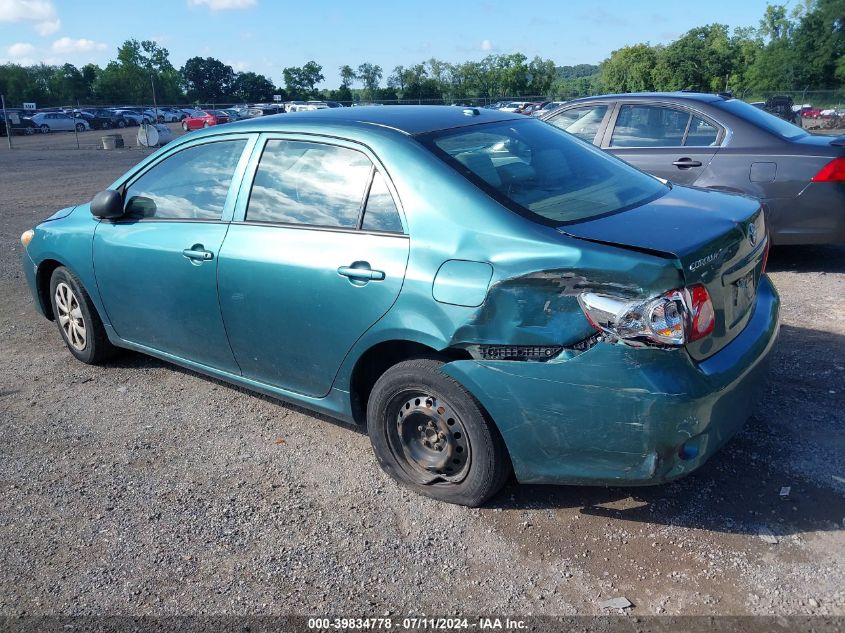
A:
[[565, 91, 728, 104], [225, 105, 524, 135]]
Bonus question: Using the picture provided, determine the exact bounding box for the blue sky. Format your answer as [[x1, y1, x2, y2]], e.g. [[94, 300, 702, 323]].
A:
[[1, 0, 778, 87]]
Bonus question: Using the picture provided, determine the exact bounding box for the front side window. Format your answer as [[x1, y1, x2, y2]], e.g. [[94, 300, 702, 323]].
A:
[[547, 105, 608, 142], [246, 140, 372, 227], [421, 118, 667, 225], [611, 105, 691, 147], [124, 139, 247, 220]]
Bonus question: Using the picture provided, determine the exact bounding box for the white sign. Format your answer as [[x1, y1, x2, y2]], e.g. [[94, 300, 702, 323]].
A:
[[23, 102, 36, 110], [273, 94, 282, 102]]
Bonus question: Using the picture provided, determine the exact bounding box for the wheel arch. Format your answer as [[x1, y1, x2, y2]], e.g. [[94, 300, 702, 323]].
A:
[[347, 338, 472, 425], [35, 258, 65, 320]]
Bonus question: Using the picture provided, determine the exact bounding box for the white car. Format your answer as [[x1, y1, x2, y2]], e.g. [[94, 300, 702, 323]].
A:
[[283, 100, 306, 112], [289, 103, 329, 112], [497, 101, 530, 112], [145, 108, 184, 122], [31, 112, 89, 133]]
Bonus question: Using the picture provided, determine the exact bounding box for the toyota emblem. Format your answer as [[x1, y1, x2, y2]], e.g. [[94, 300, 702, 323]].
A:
[[748, 222, 758, 246]]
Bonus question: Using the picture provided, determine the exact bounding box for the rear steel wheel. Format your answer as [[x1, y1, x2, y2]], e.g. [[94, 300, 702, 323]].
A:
[[367, 357, 511, 506], [393, 393, 471, 483]]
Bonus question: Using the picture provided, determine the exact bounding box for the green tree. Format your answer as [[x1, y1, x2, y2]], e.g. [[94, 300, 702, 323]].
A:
[[356, 62, 382, 100], [95, 39, 182, 104], [231, 71, 277, 102], [181, 56, 235, 101], [48, 64, 86, 104], [601, 44, 661, 92], [527, 56, 557, 96], [283, 60, 324, 99], [339, 64, 356, 89]]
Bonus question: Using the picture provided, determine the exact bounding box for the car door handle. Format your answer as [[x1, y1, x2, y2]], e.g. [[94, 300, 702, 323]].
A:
[[673, 158, 703, 168], [182, 247, 214, 261], [337, 265, 385, 281]]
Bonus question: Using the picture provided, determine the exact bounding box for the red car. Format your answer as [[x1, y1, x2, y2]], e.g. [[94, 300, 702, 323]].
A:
[[181, 110, 229, 131]]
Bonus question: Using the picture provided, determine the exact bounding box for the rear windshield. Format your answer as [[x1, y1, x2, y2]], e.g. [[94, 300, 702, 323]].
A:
[[714, 99, 807, 140], [419, 119, 668, 225]]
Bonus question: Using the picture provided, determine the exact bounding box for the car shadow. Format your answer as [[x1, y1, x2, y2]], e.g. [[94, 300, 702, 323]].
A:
[[101, 320, 844, 538], [103, 350, 366, 435], [766, 244, 845, 273]]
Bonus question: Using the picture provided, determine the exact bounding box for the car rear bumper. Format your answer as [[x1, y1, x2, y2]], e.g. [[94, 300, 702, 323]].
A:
[[767, 182, 845, 245], [441, 275, 780, 485]]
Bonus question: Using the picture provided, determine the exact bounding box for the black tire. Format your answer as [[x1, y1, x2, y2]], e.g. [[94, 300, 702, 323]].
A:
[[102, 121, 111, 130], [75, 122, 85, 132], [182, 121, 188, 131], [117, 119, 126, 128], [49, 266, 117, 365], [40, 124, 50, 133], [367, 357, 511, 507]]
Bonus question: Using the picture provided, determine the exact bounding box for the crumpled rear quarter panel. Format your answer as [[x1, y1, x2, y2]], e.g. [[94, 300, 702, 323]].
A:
[[441, 276, 780, 485]]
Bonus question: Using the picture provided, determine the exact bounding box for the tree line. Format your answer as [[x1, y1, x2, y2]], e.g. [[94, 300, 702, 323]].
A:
[[1, 1, 843, 108]]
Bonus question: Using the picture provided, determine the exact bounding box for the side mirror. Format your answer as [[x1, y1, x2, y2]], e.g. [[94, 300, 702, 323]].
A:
[[90, 190, 124, 219]]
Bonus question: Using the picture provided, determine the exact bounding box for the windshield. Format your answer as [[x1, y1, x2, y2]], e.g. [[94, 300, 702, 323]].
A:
[[714, 99, 807, 140], [420, 119, 668, 225]]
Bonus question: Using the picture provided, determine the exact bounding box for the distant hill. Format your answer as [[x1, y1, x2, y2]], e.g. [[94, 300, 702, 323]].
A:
[[556, 64, 600, 80]]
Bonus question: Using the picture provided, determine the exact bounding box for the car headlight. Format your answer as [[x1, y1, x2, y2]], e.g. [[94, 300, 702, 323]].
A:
[[20, 229, 34, 248]]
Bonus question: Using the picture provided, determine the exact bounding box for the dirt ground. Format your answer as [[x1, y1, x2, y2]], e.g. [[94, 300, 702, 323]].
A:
[[0, 141, 843, 619]]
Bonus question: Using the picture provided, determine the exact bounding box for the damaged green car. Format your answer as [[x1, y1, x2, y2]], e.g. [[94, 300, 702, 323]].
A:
[[21, 106, 779, 506]]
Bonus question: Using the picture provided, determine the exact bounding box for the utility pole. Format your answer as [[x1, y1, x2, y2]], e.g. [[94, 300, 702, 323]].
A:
[[150, 73, 159, 123], [1, 95, 12, 150]]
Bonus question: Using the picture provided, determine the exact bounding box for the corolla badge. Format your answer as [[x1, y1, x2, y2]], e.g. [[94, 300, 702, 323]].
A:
[[748, 222, 758, 246], [689, 251, 722, 272]]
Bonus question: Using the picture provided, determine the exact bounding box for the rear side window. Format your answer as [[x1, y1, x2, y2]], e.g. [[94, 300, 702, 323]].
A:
[[547, 105, 608, 142], [362, 171, 402, 233], [422, 118, 667, 225], [124, 139, 247, 220], [246, 140, 372, 227], [686, 116, 719, 146], [713, 98, 807, 140], [611, 105, 690, 147]]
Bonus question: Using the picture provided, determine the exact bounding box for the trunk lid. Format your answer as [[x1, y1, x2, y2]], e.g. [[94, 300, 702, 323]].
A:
[[560, 185, 767, 360]]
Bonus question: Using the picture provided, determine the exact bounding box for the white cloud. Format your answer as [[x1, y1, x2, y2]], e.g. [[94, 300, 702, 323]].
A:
[[187, 0, 256, 10], [7, 42, 36, 58], [2, 42, 35, 65], [0, 0, 61, 36], [51, 37, 107, 53], [35, 18, 60, 35], [226, 60, 249, 72], [480, 39, 494, 52]]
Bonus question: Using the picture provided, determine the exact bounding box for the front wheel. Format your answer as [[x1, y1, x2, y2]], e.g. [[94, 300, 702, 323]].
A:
[[40, 124, 50, 133], [117, 119, 126, 128], [367, 358, 511, 507], [75, 122, 85, 132], [49, 266, 117, 365], [182, 121, 189, 131]]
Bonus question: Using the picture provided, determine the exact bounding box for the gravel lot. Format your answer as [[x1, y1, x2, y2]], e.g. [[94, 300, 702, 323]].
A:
[[0, 143, 843, 619]]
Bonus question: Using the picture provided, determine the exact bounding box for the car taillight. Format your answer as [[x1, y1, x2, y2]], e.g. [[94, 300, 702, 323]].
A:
[[578, 285, 714, 348], [812, 157, 845, 182], [686, 284, 715, 342]]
